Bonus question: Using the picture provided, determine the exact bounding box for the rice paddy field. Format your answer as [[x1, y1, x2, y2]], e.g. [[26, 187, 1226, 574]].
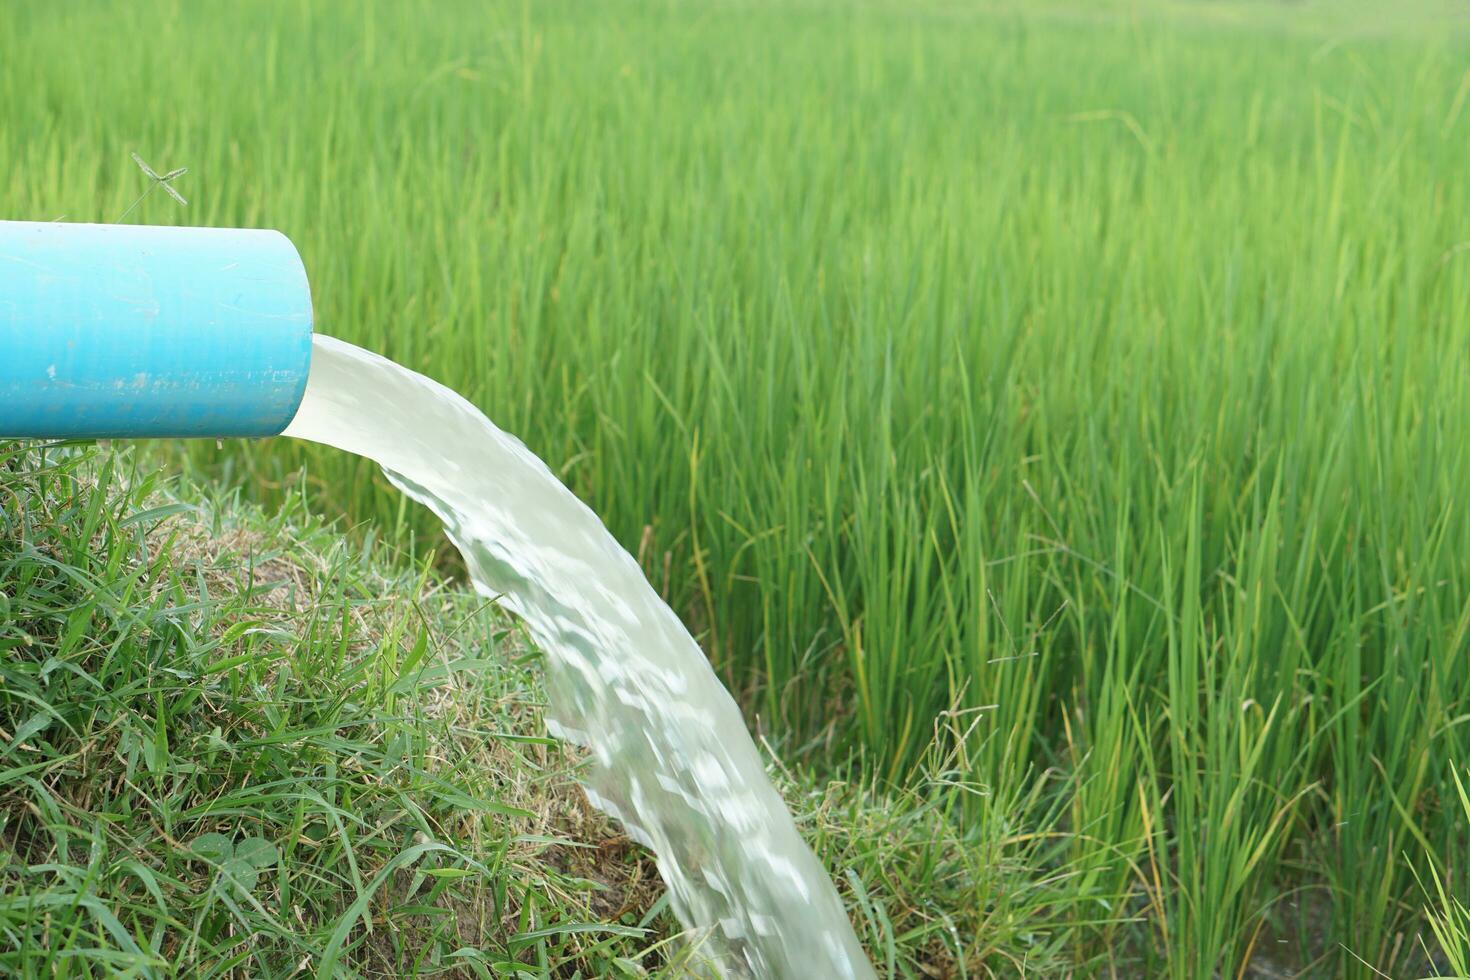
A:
[[7, 0, 1470, 975]]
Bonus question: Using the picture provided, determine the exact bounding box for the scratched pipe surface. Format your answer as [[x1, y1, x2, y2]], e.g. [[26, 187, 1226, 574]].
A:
[[0, 221, 312, 439]]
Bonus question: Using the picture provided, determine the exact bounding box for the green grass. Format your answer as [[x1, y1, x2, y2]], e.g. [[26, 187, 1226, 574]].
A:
[[6, 0, 1470, 974], [1420, 766, 1470, 979], [0, 444, 670, 977]]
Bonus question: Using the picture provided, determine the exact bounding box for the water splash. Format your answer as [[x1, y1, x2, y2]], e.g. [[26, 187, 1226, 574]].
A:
[[283, 335, 874, 978]]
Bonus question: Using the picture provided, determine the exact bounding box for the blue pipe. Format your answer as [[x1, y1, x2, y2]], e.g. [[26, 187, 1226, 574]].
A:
[[0, 221, 313, 439]]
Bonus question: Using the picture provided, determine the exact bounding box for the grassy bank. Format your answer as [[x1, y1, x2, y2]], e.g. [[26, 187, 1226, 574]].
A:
[[0, 444, 669, 976], [7, 0, 1470, 973]]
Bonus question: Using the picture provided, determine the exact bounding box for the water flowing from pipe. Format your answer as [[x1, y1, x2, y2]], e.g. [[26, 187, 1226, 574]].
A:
[[283, 335, 875, 978]]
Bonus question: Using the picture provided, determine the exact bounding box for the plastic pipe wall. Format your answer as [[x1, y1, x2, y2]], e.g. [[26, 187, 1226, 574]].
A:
[[0, 221, 313, 439]]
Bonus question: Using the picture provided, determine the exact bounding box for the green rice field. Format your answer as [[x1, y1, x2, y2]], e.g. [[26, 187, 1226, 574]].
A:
[[7, 0, 1470, 975]]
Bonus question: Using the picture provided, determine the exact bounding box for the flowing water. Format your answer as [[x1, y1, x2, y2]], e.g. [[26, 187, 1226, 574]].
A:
[[283, 335, 875, 978]]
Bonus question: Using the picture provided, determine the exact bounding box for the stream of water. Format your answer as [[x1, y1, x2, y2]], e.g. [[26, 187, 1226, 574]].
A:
[[282, 335, 875, 978]]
